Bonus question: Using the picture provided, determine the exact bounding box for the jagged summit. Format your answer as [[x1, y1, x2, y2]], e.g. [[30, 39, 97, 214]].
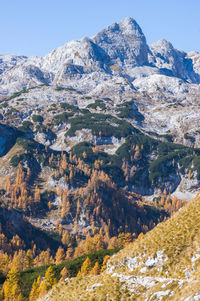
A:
[[0, 16, 199, 95], [118, 16, 145, 36], [92, 17, 149, 67], [151, 38, 173, 47], [93, 17, 144, 38], [150, 38, 200, 81], [43, 16, 149, 74]]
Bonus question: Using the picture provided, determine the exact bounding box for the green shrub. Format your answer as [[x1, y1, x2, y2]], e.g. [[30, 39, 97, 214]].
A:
[[16, 138, 37, 151], [60, 103, 79, 114], [19, 249, 119, 300], [192, 157, 200, 179], [116, 101, 144, 121], [55, 86, 75, 92], [5, 107, 19, 116], [23, 121, 33, 128], [65, 113, 136, 138], [35, 124, 46, 133], [71, 142, 95, 163], [184, 133, 195, 142], [87, 100, 106, 110], [0, 102, 8, 108], [32, 115, 43, 123], [54, 112, 73, 125], [158, 142, 187, 156], [18, 120, 33, 133], [7, 90, 27, 100], [10, 154, 26, 167]]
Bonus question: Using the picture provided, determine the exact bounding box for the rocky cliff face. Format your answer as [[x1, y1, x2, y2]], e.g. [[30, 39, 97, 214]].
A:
[[0, 17, 199, 95], [92, 17, 149, 68], [150, 39, 200, 82]]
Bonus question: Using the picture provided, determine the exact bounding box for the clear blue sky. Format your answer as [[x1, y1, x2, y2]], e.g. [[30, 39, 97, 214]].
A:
[[0, 0, 199, 57]]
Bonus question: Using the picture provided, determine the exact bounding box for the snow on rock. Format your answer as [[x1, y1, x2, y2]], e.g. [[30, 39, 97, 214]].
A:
[[161, 280, 173, 288], [186, 51, 200, 78], [171, 173, 199, 201], [140, 267, 148, 273], [0, 17, 199, 96], [92, 135, 123, 146], [106, 258, 117, 274], [133, 73, 192, 94], [150, 289, 171, 301], [53, 196, 62, 206], [109, 251, 168, 276], [0, 64, 50, 95], [92, 17, 149, 68], [150, 39, 199, 83], [92, 283, 103, 290], [191, 253, 200, 263], [35, 132, 50, 146], [126, 255, 141, 271], [111, 272, 179, 294], [66, 129, 92, 144], [193, 293, 200, 301], [50, 130, 68, 151], [144, 250, 168, 268], [0, 17, 200, 201], [111, 273, 157, 291], [185, 293, 200, 301], [48, 176, 68, 189], [86, 283, 103, 292], [0, 54, 27, 75]]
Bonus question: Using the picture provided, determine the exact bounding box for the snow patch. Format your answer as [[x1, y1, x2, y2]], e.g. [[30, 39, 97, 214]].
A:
[[92, 283, 103, 290], [185, 293, 200, 301], [144, 250, 168, 268], [140, 267, 148, 273], [150, 289, 170, 300], [126, 255, 141, 271], [191, 253, 200, 263]]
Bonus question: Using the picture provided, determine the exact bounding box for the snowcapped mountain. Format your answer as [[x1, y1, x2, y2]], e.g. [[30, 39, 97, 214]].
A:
[[150, 39, 200, 82], [0, 17, 199, 95], [92, 17, 149, 68], [0, 17, 200, 200]]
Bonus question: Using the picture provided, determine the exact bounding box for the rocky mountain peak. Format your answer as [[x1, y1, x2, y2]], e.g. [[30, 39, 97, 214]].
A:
[[150, 38, 199, 81], [0, 17, 200, 95], [97, 16, 144, 37], [118, 16, 144, 35], [151, 38, 174, 49], [92, 17, 149, 67]]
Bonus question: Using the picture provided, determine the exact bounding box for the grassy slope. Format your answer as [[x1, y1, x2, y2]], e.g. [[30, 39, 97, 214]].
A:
[[40, 196, 200, 300], [18, 249, 118, 300]]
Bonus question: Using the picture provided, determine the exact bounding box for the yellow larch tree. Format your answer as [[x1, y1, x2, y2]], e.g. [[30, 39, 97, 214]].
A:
[[78, 257, 92, 276], [3, 267, 23, 301]]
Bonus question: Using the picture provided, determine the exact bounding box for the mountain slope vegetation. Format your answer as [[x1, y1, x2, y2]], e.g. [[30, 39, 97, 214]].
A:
[[0, 16, 200, 300], [39, 195, 200, 300]]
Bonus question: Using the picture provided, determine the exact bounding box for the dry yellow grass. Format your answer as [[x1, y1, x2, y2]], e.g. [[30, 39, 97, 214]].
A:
[[39, 195, 200, 301]]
